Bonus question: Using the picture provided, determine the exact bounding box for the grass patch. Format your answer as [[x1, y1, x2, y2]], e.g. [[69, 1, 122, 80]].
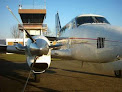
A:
[[0, 53, 61, 62], [51, 58, 62, 61], [0, 54, 26, 62]]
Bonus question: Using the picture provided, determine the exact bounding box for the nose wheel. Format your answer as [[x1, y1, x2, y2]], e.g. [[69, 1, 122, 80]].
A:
[[34, 73, 40, 82], [114, 70, 122, 78]]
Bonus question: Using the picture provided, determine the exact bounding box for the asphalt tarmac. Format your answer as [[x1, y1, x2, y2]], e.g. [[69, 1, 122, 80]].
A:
[[0, 58, 122, 92]]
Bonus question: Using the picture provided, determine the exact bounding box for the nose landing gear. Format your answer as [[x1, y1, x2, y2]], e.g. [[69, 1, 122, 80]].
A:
[[33, 70, 45, 82], [34, 73, 41, 83]]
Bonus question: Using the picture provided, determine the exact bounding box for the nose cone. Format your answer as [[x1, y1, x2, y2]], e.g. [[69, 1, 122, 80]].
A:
[[30, 39, 49, 56], [36, 39, 49, 55]]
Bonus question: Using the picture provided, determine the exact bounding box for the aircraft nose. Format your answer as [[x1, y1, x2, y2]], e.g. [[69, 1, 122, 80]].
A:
[[30, 39, 49, 56]]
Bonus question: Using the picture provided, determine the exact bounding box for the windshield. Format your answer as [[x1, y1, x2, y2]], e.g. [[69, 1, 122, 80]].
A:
[[76, 16, 110, 26], [95, 17, 110, 24], [76, 17, 94, 26]]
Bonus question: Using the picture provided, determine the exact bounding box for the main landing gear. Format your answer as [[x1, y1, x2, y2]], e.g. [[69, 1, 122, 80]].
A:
[[114, 70, 122, 78]]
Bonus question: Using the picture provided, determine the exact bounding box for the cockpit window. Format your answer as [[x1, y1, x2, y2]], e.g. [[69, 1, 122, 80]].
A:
[[95, 17, 110, 24], [76, 16, 110, 26], [76, 17, 94, 26]]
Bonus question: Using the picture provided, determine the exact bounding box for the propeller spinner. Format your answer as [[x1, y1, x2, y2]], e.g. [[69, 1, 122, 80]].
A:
[[29, 38, 49, 56]]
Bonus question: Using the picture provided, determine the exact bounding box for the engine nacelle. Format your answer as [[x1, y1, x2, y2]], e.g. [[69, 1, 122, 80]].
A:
[[26, 35, 51, 73], [26, 50, 51, 73]]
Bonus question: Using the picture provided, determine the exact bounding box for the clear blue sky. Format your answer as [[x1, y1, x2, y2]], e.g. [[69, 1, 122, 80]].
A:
[[0, 0, 122, 38]]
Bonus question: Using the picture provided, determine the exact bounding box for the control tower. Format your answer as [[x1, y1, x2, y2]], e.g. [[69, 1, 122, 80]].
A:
[[18, 5, 47, 37]]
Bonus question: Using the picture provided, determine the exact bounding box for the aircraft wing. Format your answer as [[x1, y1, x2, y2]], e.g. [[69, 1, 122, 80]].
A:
[[0, 44, 25, 54], [47, 36, 72, 58], [0, 36, 70, 57], [46, 36, 57, 41], [46, 36, 68, 41]]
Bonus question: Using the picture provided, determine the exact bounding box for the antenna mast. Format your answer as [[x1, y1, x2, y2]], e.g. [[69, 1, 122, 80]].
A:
[[44, 0, 46, 9], [33, 0, 35, 9], [19, 0, 22, 9]]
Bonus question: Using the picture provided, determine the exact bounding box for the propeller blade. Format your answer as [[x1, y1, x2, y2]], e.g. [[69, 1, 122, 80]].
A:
[[6, 6, 35, 43], [25, 30, 35, 43]]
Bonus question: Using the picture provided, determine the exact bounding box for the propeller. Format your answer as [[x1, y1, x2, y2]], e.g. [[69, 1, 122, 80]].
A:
[[6, 6, 62, 56], [6, 6, 51, 57], [6, 6, 51, 91]]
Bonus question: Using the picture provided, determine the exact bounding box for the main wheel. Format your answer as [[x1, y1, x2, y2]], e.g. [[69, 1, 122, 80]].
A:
[[34, 73, 40, 82], [114, 70, 122, 78]]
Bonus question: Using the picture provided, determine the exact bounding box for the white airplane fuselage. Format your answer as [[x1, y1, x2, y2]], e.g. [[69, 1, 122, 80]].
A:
[[58, 15, 122, 63]]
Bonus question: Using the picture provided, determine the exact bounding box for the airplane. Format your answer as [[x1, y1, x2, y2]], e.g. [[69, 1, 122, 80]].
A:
[[0, 7, 122, 84]]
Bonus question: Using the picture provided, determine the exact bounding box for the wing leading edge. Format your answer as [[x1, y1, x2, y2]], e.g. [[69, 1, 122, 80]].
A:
[[0, 44, 25, 54]]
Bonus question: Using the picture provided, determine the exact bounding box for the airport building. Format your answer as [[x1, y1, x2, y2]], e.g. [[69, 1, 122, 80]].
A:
[[0, 3, 47, 46], [0, 38, 28, 45], [18, 7, 47, 37]]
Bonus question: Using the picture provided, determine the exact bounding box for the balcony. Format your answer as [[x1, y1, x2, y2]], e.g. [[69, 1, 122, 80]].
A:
[[18, 23, 47, 31]]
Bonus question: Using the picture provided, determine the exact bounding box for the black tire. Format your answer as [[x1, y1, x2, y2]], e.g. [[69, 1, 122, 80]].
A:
[[34, 73, 40, 83], [114, 70, 122, 78]]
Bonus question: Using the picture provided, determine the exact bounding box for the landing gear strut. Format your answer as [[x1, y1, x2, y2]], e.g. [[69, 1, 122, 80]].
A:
[[34, 73, 40, 82], [114, 70, 122, 78]]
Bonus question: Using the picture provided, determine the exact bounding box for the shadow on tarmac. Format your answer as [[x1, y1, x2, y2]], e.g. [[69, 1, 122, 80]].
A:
[[62, 69, 115, 78], [0, 58, 59, 92], [48, 66, 115, 78]]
